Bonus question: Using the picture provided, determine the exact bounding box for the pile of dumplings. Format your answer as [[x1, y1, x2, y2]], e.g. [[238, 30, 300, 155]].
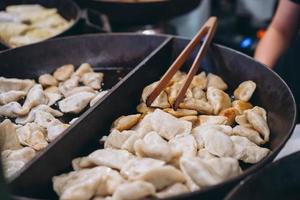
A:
[[53, 71, 271, 200], [0, 63, 107, 178]]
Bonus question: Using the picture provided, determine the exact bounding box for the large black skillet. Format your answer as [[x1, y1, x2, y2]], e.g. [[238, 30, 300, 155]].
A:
[[0, 33, 296, 200], [225, 151, 300, 200], [0, 0, 109, 50], [75, 0, 202, 25]]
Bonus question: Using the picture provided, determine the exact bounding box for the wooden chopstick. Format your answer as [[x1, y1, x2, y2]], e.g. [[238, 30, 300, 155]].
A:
[[146, 16, 218, 109]]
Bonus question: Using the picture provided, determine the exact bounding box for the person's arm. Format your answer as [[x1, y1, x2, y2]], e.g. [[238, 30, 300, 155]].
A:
[[254, 0, 300, 68]]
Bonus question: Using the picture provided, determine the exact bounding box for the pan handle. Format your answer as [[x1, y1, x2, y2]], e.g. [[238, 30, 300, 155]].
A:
[[79, 9, 112, 33]]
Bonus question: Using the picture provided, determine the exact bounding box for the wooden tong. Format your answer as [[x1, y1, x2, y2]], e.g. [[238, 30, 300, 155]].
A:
[[146, 16, 218, 109]]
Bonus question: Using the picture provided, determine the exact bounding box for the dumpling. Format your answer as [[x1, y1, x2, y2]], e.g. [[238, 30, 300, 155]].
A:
[[112, 181, 155, 200], [232, 100, 253, 114], [81, 72, 104, 90], [104, 129, 134, 149], [0, 22, 29, 45], [0, 119, 22, 151], [234, 81, 256, 102], [207, 87, 231, 114], [219, 107, 239, 126], [179, 98, 213, 114], [23, 84, 48, 110], [53, 64, 74, 81], [16, 123, 48, 151], [120, 157, 165, 179], [34, 110, 62, 129], [169, 134, 197, 157], [133, 165, 186, 190], [47, 123, 70, 142], [164, 108, 197, 118], [87, 149, 134, 170], [58, 76, 79, 97], [191, 72, 207, 89], [90, 90, 109, 107], [38, 74, 58, 87], [2, 147, 36, 178], [136, 109, 192, 140], [180, 116, 199, 127], [0, 77, 35, 93], [45, 92, 62, 106], [232, 125, 265, 145], [207, 73, 228, 90], [134, 131, 179, 162], [165, 81, 192, 106], [180, 156, 241, 188], [0, 102, 29, 117], [156, 183, 189, 199], [44, 86, 61, 94], [53, 166, 124, 200], [74, 63, 93, 77], [199, 115, 228, 125], [141, 82, 170, 108], [192, 124, 233, 136], [231, 136, 270, 164], [235, 114, 252, 128], [136, 103, 155, 114], [197, 149, 217, 159], [65, 86, 96, 97], [0, 90, 26, 105], [191, 86, 206, 100], [112, 114, 141, 132], [58, 91, 95, 114], [71, 157, 96, 171]]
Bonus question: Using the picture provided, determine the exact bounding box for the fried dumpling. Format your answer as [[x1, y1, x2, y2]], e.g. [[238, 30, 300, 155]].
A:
[[232, 100, 253, 114], [16, 122, 48, 151], [234, 81, 256, 102], [179, 98, 213, 114], [235, 114, 252, 128], [87, 149, 134, 170], [136, 109, 192, 140], [44, 86, 60, 94], [180, 115, 199, 127], [34, 110, 62, 129], [180, 156, 241, 188], [142, 82, 170, 108], [120, 157, 165, 179], [53, 64, 74, 81], [2, 147, 36, 178], [90, 90, 109, 107], [53, 166, 124, 200], [134, 165, 186, 190], [74, 63, 93, 77], [164, 108, 197, 118], [81, 72, 104, 90], [207, 87, 231, 114], [199, 115, 228, 125], [191, 72, 207, 89], [0, 102, 29, 117], [58, 91, 95, 114], [193, 124, 233, 136], [45, 92, 62, 106], [58, 76, 79, 97], [0, 119, 22, 151], [112, 181, 155, 200], [71, 156, 96, 171], [191, 86, 206, 100], [23, 84, 48, 110], [232, 125, 265, 145], [219, 107, 239, 126], [136, 102, 155, 114], [169, 134, 197, 157], [207, 73, 228, 90], [112, 114, 141, 132], [156, 183, 189, 199], [64, 86, 96, 97], [47, 123, 70, 142], [231, 135, 270, 164], [0, 90, 26, 105], [104, 129, 134, 149], [0, 77, 35, 93], [165, 81, 192, 106], [38, 74, 58, 87], [134, 131, 179, 162]]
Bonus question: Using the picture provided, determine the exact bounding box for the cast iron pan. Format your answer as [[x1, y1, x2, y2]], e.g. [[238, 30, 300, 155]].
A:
[[0, 34, 296, 200], [0, 0, 110, 50], [75, 0, 202, 25], [225, 151, 300, 200]]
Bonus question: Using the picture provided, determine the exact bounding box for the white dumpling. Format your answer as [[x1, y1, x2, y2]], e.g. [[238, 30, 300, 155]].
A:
[[0, 102, 29, 117], [191, 86, 206, 100], [47, 123, 70, 142], [231, 136, 270, 164], [134, 131, 179, 162], [120, 157, 165, 179], [112, 181, 155, 200], [207, 73, 228, 90], [58, 92, 95, 114], [164, 108, 197, 118], [45, 92, 62, 106], [156, 183, 189, 199], [2, 147, 36, 178], [38, 74, 58, 87], [134, 165, 186, 190], [90, 90, 109, 107], [207, 87, 231, 114], [136, 109, 192, 140], [179, 98, 213, 114], [87, 149, 134, 170], [74, 63, 93, 77], [58, 76, 79, 97], [180, 156, 241, 188], [15, 105, 63, 125], [65, 86, 96, 97], [191, 72, 207, 89], [71, 157, 96, 171], [0, 90, 26, 105], [199, 115, 228, 125], [234, 81, 256, 102], [232, 125, 265, 145], [197, 148, 217, 160], [193, 124, 233, 136], [81, 72, 104, 90], [0, 77, 35, 93], [169, 134, 197, 157], [104, 129, 135, 149], [33, 110, 62, 129], [23, 84, 48, 110], [53, 166, 124, 200], [53, 64, 74, 81], [141, 82, 170, 108], [16, 123, 48, 151], [0, 119, 22, 151], [121, 132, 147, 154]]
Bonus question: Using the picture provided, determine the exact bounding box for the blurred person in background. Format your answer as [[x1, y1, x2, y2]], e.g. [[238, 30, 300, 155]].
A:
[[255, 0, 300, 120]]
